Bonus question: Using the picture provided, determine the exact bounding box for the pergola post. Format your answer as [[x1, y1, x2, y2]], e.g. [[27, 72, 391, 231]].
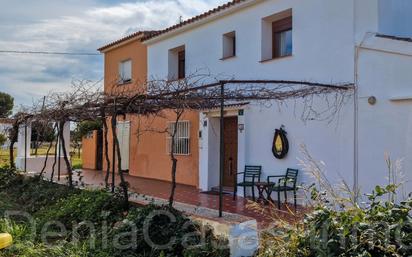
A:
[[24, 124, 27, 172], [111, 99, 117, 193], [56, 122, 70, 179], [16, 123, 31, 171], [219, 82, 225, 218]]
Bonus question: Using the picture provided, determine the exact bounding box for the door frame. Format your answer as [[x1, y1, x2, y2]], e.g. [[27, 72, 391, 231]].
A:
[[199, 108, 246, 192]]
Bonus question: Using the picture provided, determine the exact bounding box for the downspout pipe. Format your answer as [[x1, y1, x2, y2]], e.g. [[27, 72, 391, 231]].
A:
[[353, 33, 370, 203], [353, 46, 359, 203]]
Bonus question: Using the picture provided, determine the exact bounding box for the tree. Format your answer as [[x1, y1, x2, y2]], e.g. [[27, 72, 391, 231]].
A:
[[72, 120, 103, 159], [31, 121, 56, 143], [0, 133, 6, 146], [0, 92, 14, 118], [73, 120, 102, 143]]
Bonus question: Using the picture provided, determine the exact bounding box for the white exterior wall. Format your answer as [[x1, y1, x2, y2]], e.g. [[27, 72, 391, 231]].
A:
[[357, 36, 412, 197], [15, 122, 71, 173], [148, 0, 356, 82], [147, 0, 412, 200], [147, 0, 358, 199]]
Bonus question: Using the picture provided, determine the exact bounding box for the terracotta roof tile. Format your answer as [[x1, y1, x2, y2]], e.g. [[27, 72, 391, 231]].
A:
[[98, 30, 159, 52], [142, 0, 247, 41]]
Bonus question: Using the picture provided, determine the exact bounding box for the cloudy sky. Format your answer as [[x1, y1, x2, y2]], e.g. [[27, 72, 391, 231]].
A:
[[0, 0, 227, 108]]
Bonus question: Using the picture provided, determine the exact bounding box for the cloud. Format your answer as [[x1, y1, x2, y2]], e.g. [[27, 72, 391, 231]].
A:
[[0, 0, 228, 109]]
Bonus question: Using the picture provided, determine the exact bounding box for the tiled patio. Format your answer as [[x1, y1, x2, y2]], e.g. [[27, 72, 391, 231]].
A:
[[39, 168, 303, 228]]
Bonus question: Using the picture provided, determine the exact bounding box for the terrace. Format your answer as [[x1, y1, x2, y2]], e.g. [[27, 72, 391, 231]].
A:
[[32, 167, 304, 230]]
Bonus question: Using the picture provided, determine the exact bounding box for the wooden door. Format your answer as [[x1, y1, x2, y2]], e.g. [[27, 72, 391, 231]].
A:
[[223, 117, 238, 187]]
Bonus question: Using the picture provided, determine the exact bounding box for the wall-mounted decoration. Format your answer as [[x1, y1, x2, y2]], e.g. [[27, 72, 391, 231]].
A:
[[368, 96, 377, 105], [272, 126, 289, 159]]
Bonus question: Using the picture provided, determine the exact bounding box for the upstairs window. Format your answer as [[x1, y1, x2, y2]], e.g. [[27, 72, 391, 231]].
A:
[[178, 50, 186, 79], [119, 59, 132, 84], [222, 31, 236, 59], [168, 45, 186, 80], [272, 17, 292, 58], [167, 121, 190, 155], [261, 9, 293, 62]]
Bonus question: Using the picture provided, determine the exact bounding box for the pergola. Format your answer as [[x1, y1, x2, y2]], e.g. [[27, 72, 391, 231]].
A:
[[8, 77, 354, 216]]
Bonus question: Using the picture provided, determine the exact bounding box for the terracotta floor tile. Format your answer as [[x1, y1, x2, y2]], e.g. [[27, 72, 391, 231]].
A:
[[45, 169, 304, 227]]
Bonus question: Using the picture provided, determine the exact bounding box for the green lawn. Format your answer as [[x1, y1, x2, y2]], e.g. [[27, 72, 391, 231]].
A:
[[0, 147, 13, 167], [0, 145, 82, 169]]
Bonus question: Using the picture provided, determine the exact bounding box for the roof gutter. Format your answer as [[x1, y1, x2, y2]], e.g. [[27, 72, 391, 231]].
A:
[[98, 33, 145, 53], [143, 0, 263, 45]]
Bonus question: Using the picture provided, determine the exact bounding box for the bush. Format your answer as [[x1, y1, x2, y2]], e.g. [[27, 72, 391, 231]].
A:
[[0, 168, 78, 214], [0, 133, 7, 146], [35, 190, 127, 237], [0, 167, 229, 257], [256, 156, 412, 257], [105, 204, 229, 257]]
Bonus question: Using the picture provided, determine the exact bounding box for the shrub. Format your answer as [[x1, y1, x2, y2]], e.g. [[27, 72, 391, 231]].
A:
[[35, 190, 126, 234], [0, 133, 7, 146], [256, 151, 412, 257], [105, 204, 229, 257], [0, 167, 229, 257], [0, 168, 78, 214]]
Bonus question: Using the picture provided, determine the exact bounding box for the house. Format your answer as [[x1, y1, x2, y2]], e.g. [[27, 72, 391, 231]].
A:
[[86, 0, 412, 203], [142, 0, 412, 200], [84, 31, 200, 187]]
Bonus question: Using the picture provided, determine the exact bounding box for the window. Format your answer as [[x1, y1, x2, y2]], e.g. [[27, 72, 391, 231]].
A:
[[222, 31, 236, 59], [167, 121, 190, 155], [178, 50, 185, 79], [261, 9, 292, 61], [272, 17, 292, 58], [168, 45, 185, 80], [119, 59, 132, 84]]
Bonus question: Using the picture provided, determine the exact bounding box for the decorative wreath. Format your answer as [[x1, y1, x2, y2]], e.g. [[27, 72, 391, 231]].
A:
[[272, 127, 289, 159]]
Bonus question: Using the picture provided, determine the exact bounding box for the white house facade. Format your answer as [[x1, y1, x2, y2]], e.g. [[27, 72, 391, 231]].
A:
[[144, 0, 412, 202]]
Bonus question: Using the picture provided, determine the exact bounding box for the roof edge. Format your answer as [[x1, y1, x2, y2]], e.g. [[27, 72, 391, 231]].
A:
[[98, 31, 158, 53], [142, 0, 261, 44]]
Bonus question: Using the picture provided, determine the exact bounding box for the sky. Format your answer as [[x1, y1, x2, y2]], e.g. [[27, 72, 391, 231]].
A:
[[0, 0, 228, 109]]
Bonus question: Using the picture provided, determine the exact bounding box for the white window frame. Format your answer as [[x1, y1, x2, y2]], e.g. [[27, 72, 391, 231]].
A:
[[261, 9, 293, 62], [167, 45, 185, 80], [166, 121, 190, 155], [222, 31, 236, 59], [119, 59, 132, 84]]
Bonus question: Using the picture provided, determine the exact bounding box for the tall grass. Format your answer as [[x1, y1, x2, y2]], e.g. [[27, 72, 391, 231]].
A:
[[254, 145, 411, 257]]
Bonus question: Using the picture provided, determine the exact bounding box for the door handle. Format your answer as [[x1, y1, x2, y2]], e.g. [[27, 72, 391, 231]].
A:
[[229, 157, 233, 176]]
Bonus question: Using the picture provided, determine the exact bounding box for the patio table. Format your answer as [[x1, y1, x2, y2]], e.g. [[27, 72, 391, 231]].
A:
[[254, 182, 276, 204]]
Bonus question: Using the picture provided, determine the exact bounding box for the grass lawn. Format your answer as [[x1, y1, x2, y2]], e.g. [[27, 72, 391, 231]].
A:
[[0, 148, 13, 167], [0, 145, 82, 169]]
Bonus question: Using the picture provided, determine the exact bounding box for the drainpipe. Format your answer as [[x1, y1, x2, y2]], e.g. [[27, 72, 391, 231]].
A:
[[353, 45, 359, 203], [353, 33, 370, 203]]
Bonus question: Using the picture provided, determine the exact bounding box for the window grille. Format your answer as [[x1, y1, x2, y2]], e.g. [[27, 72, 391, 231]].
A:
[[166, 121, 190, 155]]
